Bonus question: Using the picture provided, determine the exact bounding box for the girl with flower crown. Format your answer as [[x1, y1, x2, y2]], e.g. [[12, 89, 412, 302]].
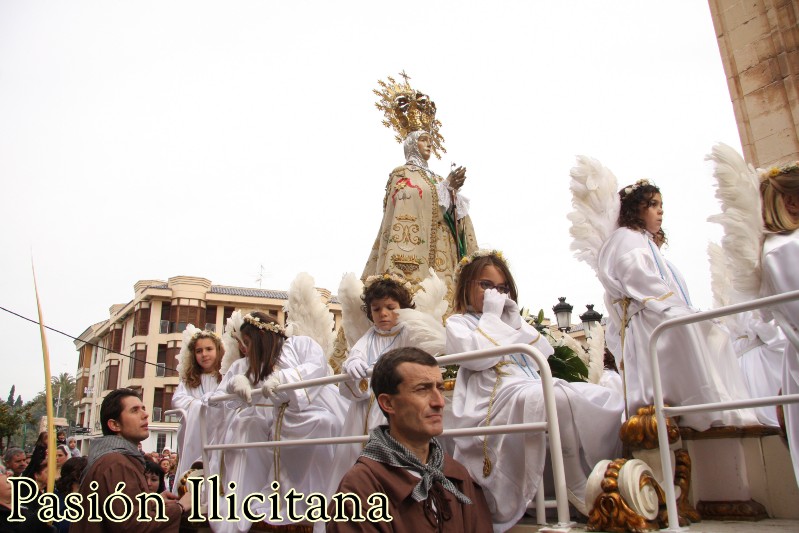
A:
[[597, 181, 757, 430], [171, 326, 223, 486], [208, 311, 346, 532], [446, 250, 624, 531], [327, 275, 417, 494], [759, 162, 799, 484]]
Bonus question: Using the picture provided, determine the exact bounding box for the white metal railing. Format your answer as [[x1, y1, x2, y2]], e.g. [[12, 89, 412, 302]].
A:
[[193, 344, 573, 530], [649, 289, 799, 532]]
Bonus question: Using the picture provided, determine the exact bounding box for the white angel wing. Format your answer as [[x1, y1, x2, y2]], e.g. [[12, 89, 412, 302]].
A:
[[338, 272, 371, 349], [412, 268, 449, 324], [176, 323, 200, 381], [396, 308, 446, 356], [705, 143, 763, 301], [568, 155, 620, 273], [707, 242, 731, 310], [585, 325, 606, 385], [220, 311, 243, 375], [284, 272, 336, 359]]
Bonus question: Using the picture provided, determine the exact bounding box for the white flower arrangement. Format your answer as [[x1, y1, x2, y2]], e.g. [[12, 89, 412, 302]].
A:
[[456, 249, 507, 274], [759, 161, 799, 180], [363, 272, 413, 293], [242, 313, 286, 336], [622, 178, 652, 197]]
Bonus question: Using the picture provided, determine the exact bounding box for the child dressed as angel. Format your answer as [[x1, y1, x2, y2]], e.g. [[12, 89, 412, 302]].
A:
[[328, 274, 417, 494]]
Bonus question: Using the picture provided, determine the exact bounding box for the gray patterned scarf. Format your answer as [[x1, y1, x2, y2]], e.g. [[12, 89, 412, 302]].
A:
[[81, 435, 145, 483], [360, 425, 471, 504]]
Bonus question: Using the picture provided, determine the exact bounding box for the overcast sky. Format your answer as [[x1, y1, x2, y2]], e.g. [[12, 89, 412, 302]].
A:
[[0, 1, 742, 403]]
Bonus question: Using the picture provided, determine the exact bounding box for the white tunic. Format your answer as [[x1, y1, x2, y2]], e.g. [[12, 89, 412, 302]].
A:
[[328, 324, 412, 496], [446, 312, 624, 532], [207, 336, 348, 532], [171, 373, 221, 484], [598, 227, 758, 430], [731, 312, 786, 426], [761, 229, 799, 485]]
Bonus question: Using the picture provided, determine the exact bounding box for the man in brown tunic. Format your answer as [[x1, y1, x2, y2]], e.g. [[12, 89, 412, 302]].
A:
[[328, 348, 491, 532], [72, 388, 191, 532]]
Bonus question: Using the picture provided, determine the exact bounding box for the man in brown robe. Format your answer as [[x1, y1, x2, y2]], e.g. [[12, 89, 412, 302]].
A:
[[328, 348, 491, 532], [72, 388, 191, 532]]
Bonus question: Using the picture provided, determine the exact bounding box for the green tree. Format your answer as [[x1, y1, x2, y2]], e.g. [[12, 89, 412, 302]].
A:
[[0, 400, 34, 451], [6, 385, 15, 406]]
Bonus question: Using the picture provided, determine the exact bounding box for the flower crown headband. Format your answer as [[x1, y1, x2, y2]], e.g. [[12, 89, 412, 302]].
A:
[[189, 329, 220, 342], [363, 272, 413, 293], [456, 249, 507, 275], [621, 179, 653, 199], [242, 313, 286, 337], [759, 161, 799, 180]]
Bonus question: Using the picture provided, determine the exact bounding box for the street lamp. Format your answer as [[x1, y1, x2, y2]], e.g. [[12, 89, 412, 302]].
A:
[[579, 304, 603, 339], [552, 297, 573, 332]]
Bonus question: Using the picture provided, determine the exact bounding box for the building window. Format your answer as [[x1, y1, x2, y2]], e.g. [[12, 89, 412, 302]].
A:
[[156, 345, 167, 377], [169, 298, 205, 334], [152, 386, 176, 423], [133, 302, 151, 337], [205, 305, 217, 332], [160, 302, 171, 333], [104, 360, 119, 391], [109, 325, 123, 354], [128, 343, 146, 379], [156, 433, 166, 455]]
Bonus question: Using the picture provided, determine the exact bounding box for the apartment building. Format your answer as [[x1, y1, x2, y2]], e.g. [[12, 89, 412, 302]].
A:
[[72, 275, 340, 455]]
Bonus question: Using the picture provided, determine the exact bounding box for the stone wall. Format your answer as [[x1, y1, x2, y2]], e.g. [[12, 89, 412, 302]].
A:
[[709, 0, 799, 167]]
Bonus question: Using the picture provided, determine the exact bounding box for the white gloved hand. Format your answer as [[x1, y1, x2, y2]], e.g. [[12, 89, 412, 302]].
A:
[[227, 374, 252, 403], [344, 358, 370, 380], [481, 288, 507, 317], [262, 373, 291, 405], [501, 297, 522, 329]]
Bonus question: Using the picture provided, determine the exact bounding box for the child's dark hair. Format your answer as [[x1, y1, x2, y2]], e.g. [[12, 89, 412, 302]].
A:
[[240, 311, 285, 384], [618, 182, 665, 241], [144, 460, 166, 493], [361, 279, 414, 321]]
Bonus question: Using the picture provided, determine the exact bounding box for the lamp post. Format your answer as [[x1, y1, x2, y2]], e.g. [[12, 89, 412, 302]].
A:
[[552, 297, 573, 332], [579, 304, 603, 340]]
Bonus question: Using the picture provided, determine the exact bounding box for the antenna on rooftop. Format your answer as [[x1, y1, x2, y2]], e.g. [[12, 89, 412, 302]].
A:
[[255, 264, 267, 288]]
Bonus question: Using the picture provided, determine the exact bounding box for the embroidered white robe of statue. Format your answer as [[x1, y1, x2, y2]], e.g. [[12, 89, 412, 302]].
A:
[[171, 373, 221, 485], [598, 227, 758, 430], [761, 229, 799, 485], [446, 313, 624, 532], [207, 336, 348, 532]]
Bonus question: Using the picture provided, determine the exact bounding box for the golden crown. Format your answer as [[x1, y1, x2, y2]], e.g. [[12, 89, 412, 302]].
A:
[[374, 71, 446, 159]]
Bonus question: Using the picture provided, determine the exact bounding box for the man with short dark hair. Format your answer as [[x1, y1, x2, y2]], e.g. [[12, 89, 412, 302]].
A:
[[329, 347, 491, 532], [72, 388, 191, 532], [3, 448, 27, 477]]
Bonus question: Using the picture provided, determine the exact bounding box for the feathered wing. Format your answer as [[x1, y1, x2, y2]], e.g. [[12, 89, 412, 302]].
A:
[[338, 272, 371, 349], [396, 309, 446, 356], [394, 269, 449, 356], [220, 311, 243, 375], [412, 268, 449, 323], [568, 155, 620, 273], [705, 143, 764, 301], [176, 324, 200, 381], [707, 242, 731, 310], [284, 272, 336, 360], [585, 325, 606, 385]]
